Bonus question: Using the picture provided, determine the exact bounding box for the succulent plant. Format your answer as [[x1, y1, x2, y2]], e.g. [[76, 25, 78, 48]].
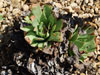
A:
[[21, 5, 63, 48], [69, 26, 96, 61]]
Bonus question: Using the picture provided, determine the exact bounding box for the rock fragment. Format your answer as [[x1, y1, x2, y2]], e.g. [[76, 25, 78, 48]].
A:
[[23, 4, 29, 11]]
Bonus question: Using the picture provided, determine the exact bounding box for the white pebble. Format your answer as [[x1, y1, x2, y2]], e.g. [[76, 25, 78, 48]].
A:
[[84, 0, 88, 4], [0, 2, 3, 8], [12, 8, 21, 15], [95, 7, 99, 13], [31, 62, 36, 73], [54, 3, 62, 8], [65, 6, 74, 13], [70, 2, 78, 8], [89, 0, 93, 4], [1, 71, 6, 75], [73, 13, 78, 16], [76, 0, 80, 4], [90, 9, 94, 14], [23, 4, 29, 11]]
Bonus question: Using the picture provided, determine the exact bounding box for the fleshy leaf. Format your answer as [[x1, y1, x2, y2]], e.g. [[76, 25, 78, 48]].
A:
[[78, 34, 94, 42], [74, 40, 84, 49], [31, 42, 38, 47], [26, 32, 44, 43], [20, 26, 33, 32], [38, 43, 44, 48], [40, 13, 47, 24], [35, 37, 44, 41], [43, 5, 52, 18], [38, 32, 45, 38], [32, 6, 42, 22], [46, 32, 49, 38], [24, 16, 32, 24], [55, 19, 63, 31], [79, 38, 96, 52], [32, 18, 39, 27], [50, 25, 56, 34], [70, 28, 78, 41], [68, 48, 75, 56], [38, 22, 43, 31], [25, 32, 37, 42], [48, 32, 63, 42], [44, 42, 47, 47], [48, 14, 56, 26], [86, 27, 94, 34], [80, 54, 88, 62]]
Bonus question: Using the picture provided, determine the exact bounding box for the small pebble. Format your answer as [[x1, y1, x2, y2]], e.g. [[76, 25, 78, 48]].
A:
[[12, 8, 21, 16], [98, 69, 100, 73], [7, 69, 12, 75], [54, 3, 62, 8], [98, 28, 100, 35], [1, 25, 8, 31], [31, 62, 37, 73], [11, 0, 20, 7], [1, 71, 6, 75], [90, 9, 94, 14], [85, 8, 90, 13], [60, 55, 65, 62], [97, 56, 100, 61], [56, 72, 62, 75], [80, 73, 85, 75], [89, 0, 93, 4], [76, 0, 80, 4], [95, 7, 99, 14], [30, 0, 39, 3], [81, 5, 85, 11], [0, 2, 3, 8], [23, 4, 29, 11], [64, 6, 74, 13], [74, 63, 85, 71], [70, 2, 78, 8]]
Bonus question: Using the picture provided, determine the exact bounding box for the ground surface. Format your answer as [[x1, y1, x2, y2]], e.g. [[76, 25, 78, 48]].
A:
[[0, 0, 100, 75]]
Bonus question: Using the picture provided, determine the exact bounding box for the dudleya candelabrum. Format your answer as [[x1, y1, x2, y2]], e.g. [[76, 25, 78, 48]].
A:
[[21, 5, 63, 49], [69, 26, 96, 61]]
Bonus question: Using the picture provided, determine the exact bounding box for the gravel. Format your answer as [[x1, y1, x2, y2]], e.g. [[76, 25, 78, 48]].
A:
[[0, 0, 100, 75]]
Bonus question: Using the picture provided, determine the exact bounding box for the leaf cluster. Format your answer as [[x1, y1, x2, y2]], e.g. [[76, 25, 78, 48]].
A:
[[70, 26, 96, 61], [21, 5, 63, 48]]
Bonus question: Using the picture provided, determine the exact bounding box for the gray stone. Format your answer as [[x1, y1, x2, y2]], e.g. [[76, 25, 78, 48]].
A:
[[1, 71, 6, 75]]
